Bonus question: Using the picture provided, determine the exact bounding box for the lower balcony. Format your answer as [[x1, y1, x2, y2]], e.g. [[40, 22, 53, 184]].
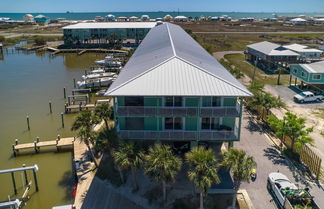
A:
[[118, 129, 238, 141]]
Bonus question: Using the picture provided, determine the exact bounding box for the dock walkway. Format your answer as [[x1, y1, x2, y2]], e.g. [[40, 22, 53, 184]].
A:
[[65, 103, 96, 113], [12, 136, 74, 156]]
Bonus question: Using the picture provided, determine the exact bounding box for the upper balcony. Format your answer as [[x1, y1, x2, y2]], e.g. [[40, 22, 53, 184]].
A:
[[116, 104, 241, 117]]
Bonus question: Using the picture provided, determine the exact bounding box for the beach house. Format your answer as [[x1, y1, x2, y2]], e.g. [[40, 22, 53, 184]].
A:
[[105, 23, 252, 149], [290, 61, 324, 92], [284, 44, 322, 61]]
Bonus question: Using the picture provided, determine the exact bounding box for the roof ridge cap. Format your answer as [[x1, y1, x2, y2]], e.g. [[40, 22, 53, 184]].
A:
[[166, 23, 177, 57], [105, 56, 176, 95], [174, 56, 253, 96]]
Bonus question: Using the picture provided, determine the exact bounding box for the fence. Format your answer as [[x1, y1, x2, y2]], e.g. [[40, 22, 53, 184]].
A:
[[248, 103, 322, 180]]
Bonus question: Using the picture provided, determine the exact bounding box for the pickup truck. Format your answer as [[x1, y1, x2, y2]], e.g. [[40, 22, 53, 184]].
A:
[[293, 91, 323, 103], [267, 172, 320, 209]]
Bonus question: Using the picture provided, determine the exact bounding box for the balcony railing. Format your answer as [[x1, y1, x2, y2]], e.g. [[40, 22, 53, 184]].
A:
[[117, 105, 240, 117], [118, 129, 238, 141]]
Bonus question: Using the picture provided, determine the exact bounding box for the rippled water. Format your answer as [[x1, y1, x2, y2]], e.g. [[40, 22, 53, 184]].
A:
[[0, 46, 106, 209]]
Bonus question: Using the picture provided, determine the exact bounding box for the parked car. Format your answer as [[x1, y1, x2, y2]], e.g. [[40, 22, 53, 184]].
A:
[[267, 172, 320, 209], [293, 91, 323, 103]]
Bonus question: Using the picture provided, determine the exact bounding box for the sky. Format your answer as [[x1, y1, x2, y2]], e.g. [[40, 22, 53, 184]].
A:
[[1, 0, 324, 13]]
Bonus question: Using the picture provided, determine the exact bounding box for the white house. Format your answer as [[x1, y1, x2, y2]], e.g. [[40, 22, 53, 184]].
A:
[[174, 16, 188, 22], [284, 44, 322, 61], [290, 18, 307, 25]]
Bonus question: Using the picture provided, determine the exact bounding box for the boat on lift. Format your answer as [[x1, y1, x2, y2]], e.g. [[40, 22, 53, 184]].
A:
[[82, 72, 116, 80], [77, 76, 117, 89], [95, 55, 122, 67]]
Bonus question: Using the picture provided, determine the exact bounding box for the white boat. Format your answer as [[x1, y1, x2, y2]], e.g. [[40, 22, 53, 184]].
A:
[[89, 68, 105, 74], [77, 77, 116, 89], [82, 72, 116, 80], [95, 89, 107, 96], [95, 55, 122, 67]]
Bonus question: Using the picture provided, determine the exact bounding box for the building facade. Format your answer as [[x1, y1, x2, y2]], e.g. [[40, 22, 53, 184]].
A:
[[63, 22, 157, 45], [105, 23, 252, 147]]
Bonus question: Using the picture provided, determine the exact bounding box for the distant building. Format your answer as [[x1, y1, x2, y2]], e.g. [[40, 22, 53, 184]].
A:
[[290, 61, 324, 91], [23, 14, 34, 23], [105, 14, 116, 22], [141, 15, 150, 22], [174, 16, 188, 22], [246, 41, 299, 70], [289, 18, 307, 25], [117, 16, 128, 22], [95, 16, 104, 22], [129, 16, 139, 22], [314, 18, 324, 24], [63, 22, 157, 45], [34, 15, 47, 24], [163, 14, 173, 22], [284, 44, 322, 61]]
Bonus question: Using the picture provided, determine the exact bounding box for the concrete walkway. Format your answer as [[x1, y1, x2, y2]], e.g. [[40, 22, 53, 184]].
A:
[[236, 112, 324, 209]]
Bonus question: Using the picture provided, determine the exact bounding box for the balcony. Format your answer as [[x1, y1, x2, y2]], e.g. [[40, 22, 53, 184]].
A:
[[117, 105, 240, 117], [118, 129, 238, 141]]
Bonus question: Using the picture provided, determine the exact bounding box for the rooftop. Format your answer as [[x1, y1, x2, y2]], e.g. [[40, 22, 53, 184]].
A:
[[300, 60, 324, 73], [247, 41, 299, 56], [105, 23, 252, 97], [63, 22, 157, 29], [284, 43, 322, 53]]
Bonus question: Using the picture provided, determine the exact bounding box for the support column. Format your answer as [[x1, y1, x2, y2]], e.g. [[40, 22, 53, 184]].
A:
[[228, 141, 234, 148], [237, 98, 244, 141], [295, 77, 297, 86], [289, 75, 292, 86], [11, 173, 17, 195]]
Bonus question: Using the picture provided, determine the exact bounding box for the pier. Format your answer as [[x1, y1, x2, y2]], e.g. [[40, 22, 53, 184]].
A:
[[12, 136, 74, 156], [48, 48, 128, 56]]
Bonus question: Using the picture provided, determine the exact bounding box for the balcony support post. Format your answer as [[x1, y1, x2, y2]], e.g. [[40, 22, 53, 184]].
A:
[[237, 97, 244, 141]]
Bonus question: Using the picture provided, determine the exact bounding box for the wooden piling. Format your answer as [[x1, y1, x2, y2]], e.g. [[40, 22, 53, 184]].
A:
[[73, 79, 76, 88], [63, 87, 66, 99], [11, 172, 17, 195], [34, 141, 38, 153], [26, 115, 30, 130], [49, 101, 52, 114], [61, 112, 64, 128], [22, 164, 28, 185], [33, 169, 39, 191]]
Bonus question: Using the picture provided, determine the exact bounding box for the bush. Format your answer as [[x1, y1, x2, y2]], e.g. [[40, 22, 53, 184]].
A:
[[34, 36, 46, 45], [0, 35, 5, 43]]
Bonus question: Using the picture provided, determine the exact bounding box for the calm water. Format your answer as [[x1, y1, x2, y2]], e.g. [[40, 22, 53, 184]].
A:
[[1, 12, 324, 20], [0, 46, 106, 209]]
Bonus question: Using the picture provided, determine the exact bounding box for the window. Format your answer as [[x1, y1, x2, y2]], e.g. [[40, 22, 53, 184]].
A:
[[313, 74, 321, 80], [202, 97, 221, 107], [125, 118, 144, 130], [201, 118, 220, 130], [293, 68, 297, 74], [164, 97, 183, 107], [301, 71, 307, 78], [164, 117, 183, 130], [125, 97, 144, 106]]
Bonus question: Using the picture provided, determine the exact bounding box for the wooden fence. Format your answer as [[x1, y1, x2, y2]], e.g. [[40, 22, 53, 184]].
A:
[[248, 104, 322, 180]]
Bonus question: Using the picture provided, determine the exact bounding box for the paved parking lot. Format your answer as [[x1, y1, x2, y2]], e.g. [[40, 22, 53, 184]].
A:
[[235, 112, 324, 209]]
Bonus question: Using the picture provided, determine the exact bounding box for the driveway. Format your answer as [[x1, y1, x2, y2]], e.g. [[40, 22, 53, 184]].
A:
[[264, 84, 324, 162], [235, 112, 324, 209], [213, 51, 244, 60]]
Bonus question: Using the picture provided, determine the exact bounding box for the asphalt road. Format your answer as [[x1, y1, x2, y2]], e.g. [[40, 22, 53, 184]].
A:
[[194, 31, 324, 34], [0, 32, 62, 38], [235, 112, 324, 209]]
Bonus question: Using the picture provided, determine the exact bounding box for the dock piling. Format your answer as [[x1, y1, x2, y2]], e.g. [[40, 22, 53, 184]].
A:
[[33, 168, 39, 191], [61, 113, 64, 128], [49, 101, 52, 114], [73, 79, 76, 88], [34, 141, 38, 153], [26, 115, 30, 131], [22, 164, 28, 186], [36, 137, 40, 143], [11, 172, 17, 195], [63, 87, 66, 99]]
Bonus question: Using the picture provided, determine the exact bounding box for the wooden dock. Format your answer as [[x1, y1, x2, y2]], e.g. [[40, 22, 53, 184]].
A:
[[48, 48, 128, 56], [12, 136, 74, 156], [65, 103, 97, 113]]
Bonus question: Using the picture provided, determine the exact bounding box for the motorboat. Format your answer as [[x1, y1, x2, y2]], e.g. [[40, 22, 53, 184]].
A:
[[77, 77, 116, 89], [82, 72, 116, 80], [95, 89, 107, 96], [95, 55, 122, 67]]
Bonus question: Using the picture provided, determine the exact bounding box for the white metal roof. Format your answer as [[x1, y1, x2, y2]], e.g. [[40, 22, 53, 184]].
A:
[[290, 18, 307, 22], [63, 22, 157, 29], [284, 44, 322, 53], [105, 23, 252, 97], [300, 60, 324, 73], [247, 41, 299, 56]]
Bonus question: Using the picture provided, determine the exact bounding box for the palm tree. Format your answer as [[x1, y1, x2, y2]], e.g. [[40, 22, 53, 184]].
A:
[[185, 147, 220, 209], [221, 148, 256, 209], [71, 110, 100, 168], [143, 144, 182, 205], [112, 141, 142, 190], [94, 103, 113, 129], [95, 127, 119, 153]]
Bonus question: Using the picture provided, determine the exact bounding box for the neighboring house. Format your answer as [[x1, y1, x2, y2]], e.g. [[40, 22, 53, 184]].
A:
[[246, 41, 299, 70], [284, 44, 322, 61], [105, 23, 252, 148], [34, 15, 47, 24], [290, 60, 324, 91], [289, 17, 307, 25], [62, 22, 157, 45]]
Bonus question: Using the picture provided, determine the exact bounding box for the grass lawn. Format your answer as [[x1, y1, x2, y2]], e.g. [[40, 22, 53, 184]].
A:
[[221, 54, 291, 85]]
